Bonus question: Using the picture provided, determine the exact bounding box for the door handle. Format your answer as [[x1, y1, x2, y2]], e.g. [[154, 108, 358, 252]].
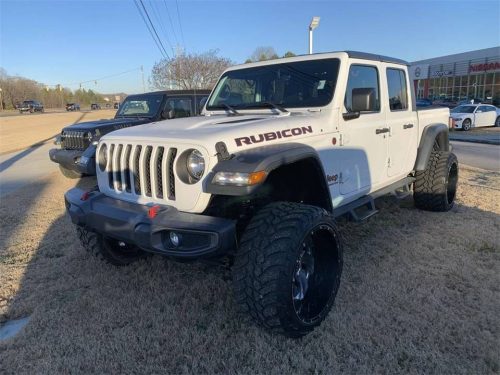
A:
[[403, 123, 414, 129], [376, 128, 390, 134]]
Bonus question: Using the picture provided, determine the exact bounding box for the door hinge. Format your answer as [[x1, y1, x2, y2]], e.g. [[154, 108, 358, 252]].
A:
[[387, 157, 392, 167]]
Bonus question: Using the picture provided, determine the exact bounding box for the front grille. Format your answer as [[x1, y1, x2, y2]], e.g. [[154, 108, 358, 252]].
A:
[[106, 143, 177, 201], [61, 130, 89, 150]]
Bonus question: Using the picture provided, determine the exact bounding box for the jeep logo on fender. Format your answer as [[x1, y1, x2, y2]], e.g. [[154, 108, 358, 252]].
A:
[[235, 126, 313, 147]]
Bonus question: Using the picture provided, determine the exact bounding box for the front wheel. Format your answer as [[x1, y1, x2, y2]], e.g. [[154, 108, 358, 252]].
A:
[[414, 151, 458, 212], [233, 202, 343, 338], [462, 119, 472, 131], [77, 227, 148, 266]]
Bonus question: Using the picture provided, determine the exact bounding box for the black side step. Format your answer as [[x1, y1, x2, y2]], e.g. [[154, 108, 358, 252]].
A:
[[332, 177, 415, 222]]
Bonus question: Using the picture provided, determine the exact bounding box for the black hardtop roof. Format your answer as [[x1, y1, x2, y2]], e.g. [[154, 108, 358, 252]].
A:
[[126, 89, 212, 98], [344, 51, 409, 66]]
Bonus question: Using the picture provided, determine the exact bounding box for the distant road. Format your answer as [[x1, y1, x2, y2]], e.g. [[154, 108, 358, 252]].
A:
[[451, 141, 500, 172]]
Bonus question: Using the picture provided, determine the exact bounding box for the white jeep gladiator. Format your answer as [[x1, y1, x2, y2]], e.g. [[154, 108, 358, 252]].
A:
[[65, 51, 458, 337]]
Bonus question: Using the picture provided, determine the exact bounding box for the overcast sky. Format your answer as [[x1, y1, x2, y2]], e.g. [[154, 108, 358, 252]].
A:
[[1, 0, 499, 94]]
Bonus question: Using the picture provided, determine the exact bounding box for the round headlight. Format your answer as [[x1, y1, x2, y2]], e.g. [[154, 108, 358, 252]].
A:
[[98, 143, 107, 172], [186, 149, 205, 180]]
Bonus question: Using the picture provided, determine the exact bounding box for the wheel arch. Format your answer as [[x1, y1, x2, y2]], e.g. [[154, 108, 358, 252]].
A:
[[414, 123, 449, 171], [204, 142, 333, 212]]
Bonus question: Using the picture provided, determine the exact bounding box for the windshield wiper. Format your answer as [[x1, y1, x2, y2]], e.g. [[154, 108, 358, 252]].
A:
[[215, 103, 241, 116], [247, 102, 289, 114]]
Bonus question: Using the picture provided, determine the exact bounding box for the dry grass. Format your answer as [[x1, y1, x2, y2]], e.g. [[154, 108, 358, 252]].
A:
[[0, 110, 115, 155], [0, 167, 499, 374]]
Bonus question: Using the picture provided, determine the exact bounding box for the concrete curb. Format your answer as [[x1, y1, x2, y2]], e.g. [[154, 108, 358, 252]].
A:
[[449, 137, 500, 146]]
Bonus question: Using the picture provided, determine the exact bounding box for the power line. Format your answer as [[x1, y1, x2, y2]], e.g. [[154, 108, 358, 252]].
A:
[[134, 0, 169, 59], [46, 67, 142, 88], [138, 0, 170, 59], [162, 0, 179, 47], [149, 0, 175, 55], [175, 0, 186, 50]]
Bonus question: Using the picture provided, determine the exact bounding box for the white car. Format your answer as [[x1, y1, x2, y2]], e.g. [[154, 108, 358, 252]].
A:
[[451, 104, 500, 131]]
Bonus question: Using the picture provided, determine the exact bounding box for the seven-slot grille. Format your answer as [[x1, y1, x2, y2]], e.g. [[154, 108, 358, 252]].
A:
[[61, 130, 89, 150], [106, 143, 177, 201]]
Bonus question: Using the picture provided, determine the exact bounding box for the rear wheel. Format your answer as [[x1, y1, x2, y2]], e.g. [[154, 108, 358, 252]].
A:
[[77, 227, 148, 266], [233, 202, 343, 338], [495, 116, 500, 127], [414, 151, 458, 212], [59, 165, 83, 179], [462, 119, 471, 131]]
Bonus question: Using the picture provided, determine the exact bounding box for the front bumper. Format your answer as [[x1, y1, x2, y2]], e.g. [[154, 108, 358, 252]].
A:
[[49, 148, 96, 175], [65, 188, 237, 258]]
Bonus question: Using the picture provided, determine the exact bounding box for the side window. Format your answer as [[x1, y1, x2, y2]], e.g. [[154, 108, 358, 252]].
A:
[[387, 68, 408, 111], [345, 65, 380, 113], [164, 98, 193, 119]]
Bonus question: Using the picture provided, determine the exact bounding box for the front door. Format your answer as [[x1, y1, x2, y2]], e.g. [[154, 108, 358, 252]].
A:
[[339, 64, 388, 197], [385, 67, 418, 177]]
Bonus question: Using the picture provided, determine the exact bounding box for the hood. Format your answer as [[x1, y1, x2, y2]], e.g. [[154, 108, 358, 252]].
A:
[[102, 112, 319, 151], [63, 117, 150, 133]]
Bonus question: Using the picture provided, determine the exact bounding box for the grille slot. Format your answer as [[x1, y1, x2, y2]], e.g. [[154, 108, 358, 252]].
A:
[[167, 148, 177, 200], [123, 145, 132, 192], [105, 143, 178, 203], [133, 146, 142, 194], [144, 146, 153, 197], [61, 130, 88, 150], [155, 147, 164, 199]]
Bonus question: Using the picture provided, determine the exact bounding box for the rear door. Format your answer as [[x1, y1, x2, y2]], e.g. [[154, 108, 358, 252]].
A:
[[339, 63, 388, 196], [385, 67, 418, 177]]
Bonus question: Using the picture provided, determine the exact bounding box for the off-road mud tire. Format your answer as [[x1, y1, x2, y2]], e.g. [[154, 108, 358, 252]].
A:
[[77, 226, 148, 266], [414, 151, 458, 212], [233, 202, 343, 338], [59, 165, 83, 179]]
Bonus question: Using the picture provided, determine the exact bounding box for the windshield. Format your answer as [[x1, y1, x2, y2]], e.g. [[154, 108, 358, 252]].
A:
[[116, 94, 163, 117], [451, 105, 476, 113], [207, 58, 340, 110]]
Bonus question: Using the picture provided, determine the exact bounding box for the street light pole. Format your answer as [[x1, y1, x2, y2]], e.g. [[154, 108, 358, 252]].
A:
[[309, 16, 320, 54]]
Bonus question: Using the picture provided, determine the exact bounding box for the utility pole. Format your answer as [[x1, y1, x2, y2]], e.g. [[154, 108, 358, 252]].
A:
[[141, 65, 146, 93]]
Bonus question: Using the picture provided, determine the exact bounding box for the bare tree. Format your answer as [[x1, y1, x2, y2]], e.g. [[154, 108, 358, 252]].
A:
[[150, 50, 232, 90], [0, 69, 106, 109], [247, 47, 279, 63]]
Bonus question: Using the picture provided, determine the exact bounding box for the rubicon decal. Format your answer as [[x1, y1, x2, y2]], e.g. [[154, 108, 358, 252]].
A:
[[235, 126, 313, 147]]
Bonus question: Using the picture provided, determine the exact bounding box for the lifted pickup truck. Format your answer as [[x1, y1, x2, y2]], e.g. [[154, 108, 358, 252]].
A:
[[65, 51, 457, 337], [49, 90, 210, 178]]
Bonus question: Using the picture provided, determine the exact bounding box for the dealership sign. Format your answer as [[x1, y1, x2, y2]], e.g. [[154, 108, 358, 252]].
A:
[[409, 64, 429, 80], [469, 61, 500, 73]]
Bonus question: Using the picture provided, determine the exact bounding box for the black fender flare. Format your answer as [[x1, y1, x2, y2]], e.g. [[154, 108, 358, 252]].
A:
[[204, 142, 331, 204], [414, 123, 449, 171]]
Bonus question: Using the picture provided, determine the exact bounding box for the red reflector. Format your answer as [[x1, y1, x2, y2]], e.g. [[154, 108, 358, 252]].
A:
[[148, 205, 161, 219], [80, 191, 91, 201]]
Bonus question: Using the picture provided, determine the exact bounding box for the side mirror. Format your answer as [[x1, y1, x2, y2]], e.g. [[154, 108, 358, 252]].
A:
[[352, 88, 376, 112]]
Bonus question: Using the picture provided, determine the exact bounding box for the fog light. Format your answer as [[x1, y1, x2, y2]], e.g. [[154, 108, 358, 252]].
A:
[[169, 232, 181, 247]]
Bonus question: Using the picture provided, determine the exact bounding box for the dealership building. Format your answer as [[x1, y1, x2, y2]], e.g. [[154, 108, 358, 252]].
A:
[[409, 46, 500, 103]]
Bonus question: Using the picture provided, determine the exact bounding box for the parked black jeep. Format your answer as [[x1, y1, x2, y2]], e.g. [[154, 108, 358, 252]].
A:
[[19, 100, 44, 113], [49, 90, 211, 178], [90, 103, 101, 110]]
